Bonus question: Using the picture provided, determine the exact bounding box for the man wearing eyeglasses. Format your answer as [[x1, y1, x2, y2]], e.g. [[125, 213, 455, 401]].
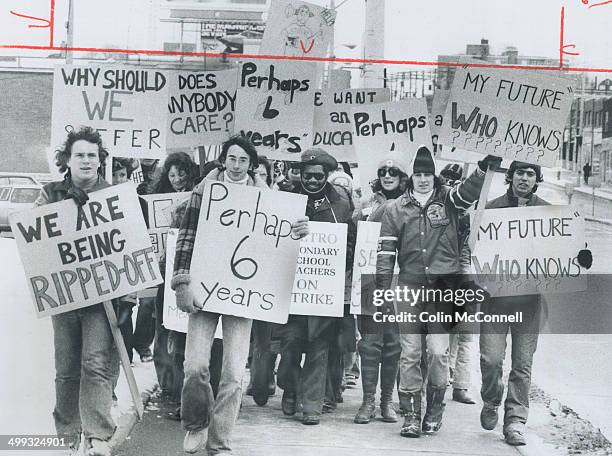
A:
[[277, 148, 357, 425], [376, 146, 501, 438]]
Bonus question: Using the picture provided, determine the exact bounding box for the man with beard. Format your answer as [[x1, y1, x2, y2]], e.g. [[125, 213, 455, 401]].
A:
[[278, 148, 357, 425]]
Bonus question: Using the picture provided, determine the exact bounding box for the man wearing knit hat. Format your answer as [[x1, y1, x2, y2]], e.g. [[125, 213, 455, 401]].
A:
[[376, 146, 501, 438], [277, 148, 357, 425]]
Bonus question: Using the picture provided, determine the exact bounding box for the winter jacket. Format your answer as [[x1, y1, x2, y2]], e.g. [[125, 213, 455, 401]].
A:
[[376, 168, 486, 288]]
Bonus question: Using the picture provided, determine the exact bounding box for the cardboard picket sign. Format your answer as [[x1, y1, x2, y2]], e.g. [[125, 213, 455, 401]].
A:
[[259, 0, 336, 59], [471, 205, 586, 297], [234, 59, 317, 160], [350, 221, 381, 315], [188, 182, 306, 323], [351, 98, 432, 199], [51, 65, 168, 159], [163, 229, 224, 337], [140, 192, 190, 260], [312, 89, 391, 162], [289, 222, 347, 317], [10, 183, 162, 317], [438, 64, 576, 168], [167, 69, 238, 147]]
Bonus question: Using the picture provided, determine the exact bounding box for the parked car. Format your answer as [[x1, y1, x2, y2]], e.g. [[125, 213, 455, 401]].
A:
[[0, 173, 40, 186], [0, 184, 41, 231]]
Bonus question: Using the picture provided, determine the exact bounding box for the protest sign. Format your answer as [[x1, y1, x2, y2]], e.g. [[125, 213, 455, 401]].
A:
[[290, 222, 347, 317], [471, 205, 586, 297], [167, 69, 238, 147], [350, 221, 380, 315], [312, 88, 391, 161], [189, 182, 306, 323], [351, 98, 432, 197], [140, 192, 190, 260], [51, 65, 168, 158], [259, 0, 336, 58], [10, 183, 162, 317], [234, 59, 317, 160], [438, 65, 576, 168]]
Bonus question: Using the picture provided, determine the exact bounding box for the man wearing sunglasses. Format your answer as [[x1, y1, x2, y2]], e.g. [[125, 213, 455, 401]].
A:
[[277, 148, 357, 425], [376, 146, 501, 438]]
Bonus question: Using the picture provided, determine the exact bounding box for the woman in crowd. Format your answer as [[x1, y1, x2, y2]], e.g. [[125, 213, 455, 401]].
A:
[[36, 127, 117, 456], [354, 152, 408, 424]]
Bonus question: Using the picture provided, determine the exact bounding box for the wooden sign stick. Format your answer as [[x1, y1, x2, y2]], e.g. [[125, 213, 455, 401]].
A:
[[468, 167, 495, 253], [102, 301, 144, 419]]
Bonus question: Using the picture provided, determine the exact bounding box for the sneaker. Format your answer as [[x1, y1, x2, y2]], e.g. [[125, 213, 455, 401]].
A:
[[183, 429, 207, 454], [480, 403, 499, 430]]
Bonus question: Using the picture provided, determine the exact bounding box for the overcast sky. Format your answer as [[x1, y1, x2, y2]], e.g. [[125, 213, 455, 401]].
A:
[[1, 0, 611, 71]]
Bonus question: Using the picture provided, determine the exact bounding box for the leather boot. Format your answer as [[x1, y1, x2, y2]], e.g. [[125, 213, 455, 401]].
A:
[[422, 385, 446, 434], [380, 389, 398, 423], [354, 392, 376, 424], [399, 392, 421, 437]]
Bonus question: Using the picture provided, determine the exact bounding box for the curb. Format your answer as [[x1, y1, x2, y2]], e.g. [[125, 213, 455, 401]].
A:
[[109, 384, 159, 452]]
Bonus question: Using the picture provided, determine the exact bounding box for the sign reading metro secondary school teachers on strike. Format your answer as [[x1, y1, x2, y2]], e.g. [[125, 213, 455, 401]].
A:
[[51, 65, 168, 159], [189, 182, 307, 324], [351, 98, 432, 197], [472, 205, 586, 297], [290, 222, 347, 317], [312, 88, 391, 162], [10, 184, 162, 318], [167, 69, 238, 148], [438, 64, 576, 168], [234, 59, 317, 161]]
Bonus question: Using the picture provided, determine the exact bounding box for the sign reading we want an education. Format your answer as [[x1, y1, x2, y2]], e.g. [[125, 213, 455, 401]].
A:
[[189, 182, 307, 324], [51, 65, 169, 158], [10, 184, 162, 317]]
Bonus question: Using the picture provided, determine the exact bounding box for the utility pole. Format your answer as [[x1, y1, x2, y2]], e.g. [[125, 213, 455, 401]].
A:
[[361, 0, 385, 88], [65, 0, 74, 64]]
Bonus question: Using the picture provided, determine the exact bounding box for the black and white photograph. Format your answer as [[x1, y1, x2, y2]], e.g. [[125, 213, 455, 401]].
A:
[[1, 1, 612, 455]]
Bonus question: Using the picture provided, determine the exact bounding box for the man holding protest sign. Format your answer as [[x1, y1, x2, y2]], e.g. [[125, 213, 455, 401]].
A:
[[170, 136, 309, 454], [35, 127, 117, 456], [376, 146, 501, 438], [277, 148, 357, 425], [478, 160, 549, 447]]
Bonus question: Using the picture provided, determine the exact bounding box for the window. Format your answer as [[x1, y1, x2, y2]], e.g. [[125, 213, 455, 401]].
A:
[[10, 188, 40, 203], [0, 187, 10, 201]]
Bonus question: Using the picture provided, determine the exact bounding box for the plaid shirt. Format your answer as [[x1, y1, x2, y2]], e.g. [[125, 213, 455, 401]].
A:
[[171, 169, 268, 289]]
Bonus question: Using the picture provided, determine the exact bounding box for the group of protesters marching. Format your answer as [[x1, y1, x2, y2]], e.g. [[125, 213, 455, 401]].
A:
[[31, 123, 580, 456]]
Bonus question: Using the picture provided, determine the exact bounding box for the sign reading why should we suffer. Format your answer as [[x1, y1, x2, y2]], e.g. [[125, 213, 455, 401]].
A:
[[51, 65, 168, 158], [140, 192, 190, 260], [350, 221, 381, 316], [234, 60, 317, 160], [259, 0, 336, 59], [290, 222, 347, 317], [438, 65, 576, 168], [312, 89, 391, 161], [10, 184, 162, 317], [167, 69, 238, 147], [472, 205, 586, 297], [352, 98, 432, 195], [189, 182, 307, 323]]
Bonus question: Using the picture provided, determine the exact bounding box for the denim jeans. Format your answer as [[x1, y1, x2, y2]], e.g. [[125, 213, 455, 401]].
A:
[[357, 320, 401, 396], [181, 311, 252, 454], [51, 304, 118, 441], [398, 331, 449, 393], [449, 332, 473, 390], [480, 301, 540, 430]]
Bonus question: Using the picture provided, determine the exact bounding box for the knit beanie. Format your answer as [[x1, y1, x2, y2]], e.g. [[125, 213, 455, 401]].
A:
[[412, 146, 435, 175]]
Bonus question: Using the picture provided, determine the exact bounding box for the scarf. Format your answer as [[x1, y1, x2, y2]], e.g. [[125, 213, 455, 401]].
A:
[[410, 189, 433, 207]]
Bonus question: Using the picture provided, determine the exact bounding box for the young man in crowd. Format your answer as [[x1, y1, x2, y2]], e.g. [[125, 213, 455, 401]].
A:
[[277, 148, 357, 425], [376, 147, 501, 438]]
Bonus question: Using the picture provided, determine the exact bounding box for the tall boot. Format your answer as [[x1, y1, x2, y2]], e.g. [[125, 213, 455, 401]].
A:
[[399, 392, 421, 438], [380, 389, 398, 423], [422, 385, 446, 434], [353, 392, 376, 424], [380, 337, 400, 423]]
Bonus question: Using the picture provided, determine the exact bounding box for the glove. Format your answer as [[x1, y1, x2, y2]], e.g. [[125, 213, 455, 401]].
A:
[[175, 283, 197, 314], [66, 186, 89, 206], [477, 155, 503, 172], [291, 217, 310, 239], [577, 243, 593, 270]]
